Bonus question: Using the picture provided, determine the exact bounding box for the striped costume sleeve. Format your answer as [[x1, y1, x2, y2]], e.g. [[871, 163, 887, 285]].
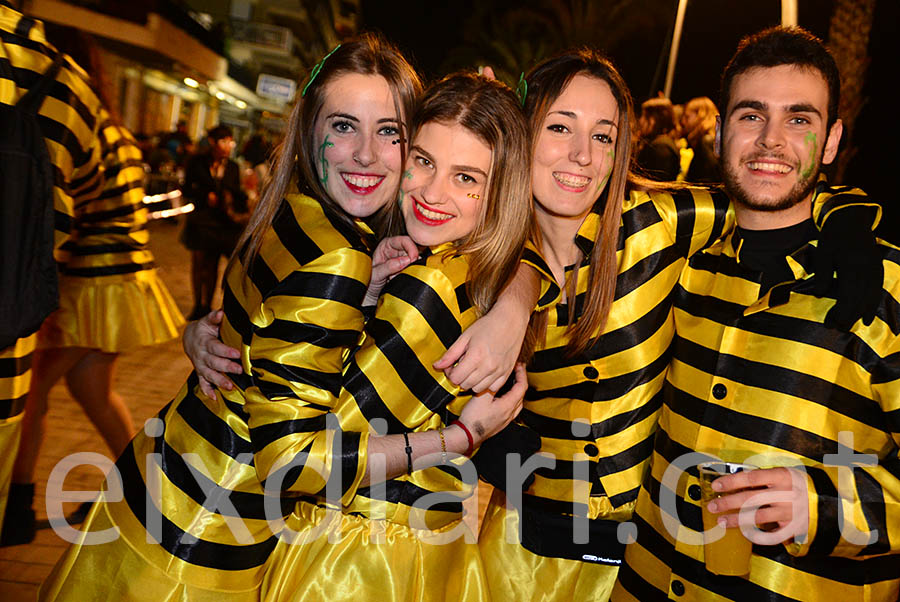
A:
[[792, 277, 900, 559], [811, 178, 880, 230], [338, 254, 477, 506], [0, 31, 104, 251], [242, 245, 371, 504], [60, 110, 154, 276], [648, 186, 734, 260]]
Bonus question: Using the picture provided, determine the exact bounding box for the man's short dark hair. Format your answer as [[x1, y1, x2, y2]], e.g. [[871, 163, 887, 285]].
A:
[[207, 125, 233, 141], [719, 26, 840, 129]]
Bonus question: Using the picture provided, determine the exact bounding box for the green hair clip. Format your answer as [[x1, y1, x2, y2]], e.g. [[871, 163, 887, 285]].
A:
[[515, 72, 527, 106], [302, 44, 342, 97]]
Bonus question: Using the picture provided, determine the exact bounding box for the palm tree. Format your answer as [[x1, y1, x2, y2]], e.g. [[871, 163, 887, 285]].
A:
[[441, 0, 666, 88], [827, 0, 877, 183]]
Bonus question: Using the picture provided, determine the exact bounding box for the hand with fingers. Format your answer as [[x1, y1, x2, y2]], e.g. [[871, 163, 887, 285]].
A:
[[458, 364, 528, 446], [433, 310, 527, 394], [182, 310, 242, 400], [365, 235, 420, 306], [707, 466, 810, 546]]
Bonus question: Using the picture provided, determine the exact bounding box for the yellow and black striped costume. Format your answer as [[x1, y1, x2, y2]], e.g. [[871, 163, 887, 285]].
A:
[[612, 184, 900, 602], [39, 109, 184, 352], [40, 194, 375, 600], [263, 244, 490, 602], [0, 4, 104, 535], [479, 184, 876, 602], [480, 185, 732, 601]]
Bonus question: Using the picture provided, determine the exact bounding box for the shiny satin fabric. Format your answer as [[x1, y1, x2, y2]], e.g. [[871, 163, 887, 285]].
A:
[[479, 489, 619, 602], [0, 333, 35, 534], [262, 501, 489, 602], [613, 188, 900, 601], [0, 414, 22, 537], [40, 193, 376, 596], [40, 497, 263, 602], [38, 271, 184, 353]]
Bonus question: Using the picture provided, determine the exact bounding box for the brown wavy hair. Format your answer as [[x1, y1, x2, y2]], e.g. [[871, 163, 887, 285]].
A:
[[232, 33, 422, 275], [523, 49, 639, 357]]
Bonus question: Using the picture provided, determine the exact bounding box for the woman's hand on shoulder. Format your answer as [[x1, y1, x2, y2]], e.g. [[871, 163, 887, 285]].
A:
[[365, 235, 420, 306], [182, 310, 242, 400]]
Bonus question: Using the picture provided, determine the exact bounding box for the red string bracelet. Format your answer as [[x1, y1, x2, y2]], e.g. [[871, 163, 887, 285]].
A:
[[451, 420, 474, 457]]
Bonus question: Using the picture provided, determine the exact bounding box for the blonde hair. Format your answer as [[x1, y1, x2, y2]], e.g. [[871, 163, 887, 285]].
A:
[[389, 72, 533, 315], [683, 96, 718, 145]]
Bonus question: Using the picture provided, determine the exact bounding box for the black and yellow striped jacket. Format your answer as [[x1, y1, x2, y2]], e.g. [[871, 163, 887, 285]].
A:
[[515, 182, 876, 524], [337, 244, 481, 531], [0, 4, 104, 417], [613, 184, 900, 601], [57, 109, 155, 278], [106, 194, 375, 590], [519, 186, 732, 524]]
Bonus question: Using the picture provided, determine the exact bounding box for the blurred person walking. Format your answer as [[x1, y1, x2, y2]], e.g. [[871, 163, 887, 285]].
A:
[[0, 0, 142, 545], [1, 21, 184, 546], [180, 125, 248, 319]]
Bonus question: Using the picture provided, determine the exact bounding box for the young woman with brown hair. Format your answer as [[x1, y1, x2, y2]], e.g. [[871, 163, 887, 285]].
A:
[[40, 34, 424, 601]]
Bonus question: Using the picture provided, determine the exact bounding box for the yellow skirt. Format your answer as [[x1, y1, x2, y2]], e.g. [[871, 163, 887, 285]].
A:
[[478, 490, 619, 602], [0, 334, 35, 535], [262, 501, 490, 602], [40, 495, 263, 602], [39, 270, 184, 353]]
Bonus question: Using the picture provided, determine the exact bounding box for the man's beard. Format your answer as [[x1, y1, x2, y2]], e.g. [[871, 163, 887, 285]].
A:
[[721, 151, 820, 213]]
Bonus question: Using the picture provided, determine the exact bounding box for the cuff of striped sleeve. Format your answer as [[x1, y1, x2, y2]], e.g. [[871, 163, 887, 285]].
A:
[[785, 468, 819, 557], [787, 465, 847, 558], [521, 243, 561, 310], [812, 186, 881, 231], [337, 429, 371, 507]]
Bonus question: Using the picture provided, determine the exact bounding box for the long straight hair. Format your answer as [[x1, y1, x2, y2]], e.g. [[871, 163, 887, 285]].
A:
[[231, 33, 422, 277], [387, 73, 533, 315], [524, 49, 636, 356]]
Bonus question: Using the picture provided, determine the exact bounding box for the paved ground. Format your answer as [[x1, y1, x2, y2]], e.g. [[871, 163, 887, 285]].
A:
[[0, 218, 198, 600]]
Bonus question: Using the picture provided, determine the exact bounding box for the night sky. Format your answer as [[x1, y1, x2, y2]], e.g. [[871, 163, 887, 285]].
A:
[[360, 0, 833, 103], [361, 0, 898, 229]]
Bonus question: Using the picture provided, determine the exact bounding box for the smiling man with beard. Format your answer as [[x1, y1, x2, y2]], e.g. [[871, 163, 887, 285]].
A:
[[612, 27, 900, 602]]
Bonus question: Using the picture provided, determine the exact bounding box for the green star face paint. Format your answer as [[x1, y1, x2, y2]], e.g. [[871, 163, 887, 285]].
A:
[[318, 135, 335, 185], [800, 132, 817, 180], [397, 170, 413, 208]]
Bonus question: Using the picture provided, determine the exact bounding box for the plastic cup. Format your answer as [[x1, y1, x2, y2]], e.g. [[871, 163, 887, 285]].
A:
[[697, 461, 756, 576]]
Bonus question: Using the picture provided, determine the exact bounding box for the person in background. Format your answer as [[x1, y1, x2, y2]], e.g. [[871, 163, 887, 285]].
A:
[[636, 97, 681, 181], [3, 110, 185, 546], [240, 132, 272, 207], [161, 119, 192, 165], [0, 1, 113, 545], [179, 125, 248, 319], [681, 96, 720, 184], [1, 20, 185, 547]]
